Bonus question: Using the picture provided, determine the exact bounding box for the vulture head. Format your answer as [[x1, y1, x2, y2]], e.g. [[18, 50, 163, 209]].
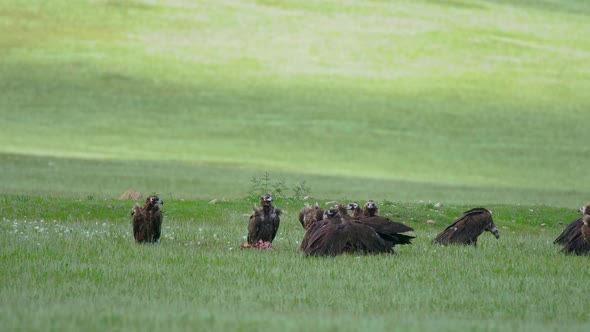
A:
[[346, 202, 360, 211], [146, 195, 164, 208], [323, 208, 338, 219], [479, 209, 499, 239], [346, 202, 362, 217], [364, 200, 379, 217], [580, 204, 590, 215], [259, 193, 273, 207], [487, 220, 500, 239], [347, 202, 364, 219]]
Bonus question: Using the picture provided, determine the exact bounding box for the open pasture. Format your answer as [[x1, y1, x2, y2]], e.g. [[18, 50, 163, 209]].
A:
[[1, 0, 590, 205], [1, 0, 590, 330], [1, 196, 589, 331]]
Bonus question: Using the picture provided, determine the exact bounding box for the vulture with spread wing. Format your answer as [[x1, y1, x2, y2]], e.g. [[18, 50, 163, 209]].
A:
[[131, 195, 164, 244], [300, 204, 414, 256], [433, 208, 499, 245], [300, 206, 389, 256], [298, 202, 324, 230], [244, 193, 282, 249], [560, 205, 590, 255]]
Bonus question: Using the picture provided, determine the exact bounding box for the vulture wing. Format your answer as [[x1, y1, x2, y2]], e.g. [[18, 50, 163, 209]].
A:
[[270, 207, 282, 242], [302, 218, 345, 256], [299, 204, 324, 230], [561, 230, 590, 255], [302, 218, 390, 256], [247, 207, 263, 244], [346, 220, 391, 254], [132, 204, 146, 243], [151, 206, 163, 243], [300, 217, 329, 251], [554, 217, 583, 246], [361, 216, 414, 234]]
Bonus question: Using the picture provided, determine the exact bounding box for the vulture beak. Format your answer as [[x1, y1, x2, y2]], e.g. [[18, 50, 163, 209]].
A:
[[157, 199, 164, 205], [492, 229, 500, 239], [264, 194, 273, 202], [579, 207, 584, 213]]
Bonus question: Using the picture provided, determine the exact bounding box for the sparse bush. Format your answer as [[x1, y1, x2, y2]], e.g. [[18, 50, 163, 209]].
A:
[[247, 172, 311, 200]]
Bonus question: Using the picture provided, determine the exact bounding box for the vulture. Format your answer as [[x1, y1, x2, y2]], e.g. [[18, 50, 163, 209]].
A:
[[346, 202, 414, 235], [347, 202, 365, 219], [346, 201, 382, 219], [300, 204, 414, 256], [243, 193, 282, 249], [298, 202, 325, 230], [364, 200, 379, 217], [433, 208, 499, 245], [300, 206, 389, 256], [559, 205, 590, 255], [554, 206, 586, 246], [131, 195, 164, 244]]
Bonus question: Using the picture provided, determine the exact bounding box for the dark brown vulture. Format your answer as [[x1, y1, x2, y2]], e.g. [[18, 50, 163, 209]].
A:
[[364, 200, 379, 217], [347, 202, 364, 219], [560, 205, 590, 255], [554, 205, 586, 246], [359, 215, 415, 247], [298, 202, 324, 230], [300, 204, 414, 256], [131, 195, 164, 244], [300, 206, 389, 256], [433, 208, 499, 245], [347, 200, 380, 218], [243, 193, 282, 249]]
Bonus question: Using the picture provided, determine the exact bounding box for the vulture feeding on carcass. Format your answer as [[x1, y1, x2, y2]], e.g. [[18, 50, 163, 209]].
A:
[[300, 204, 414, 257], [298, 202, 325, 230], [433, 208, 499, 246], [242, 193, 282, 249], [559, 204, 590, 255], [131, 194, 164, 244]]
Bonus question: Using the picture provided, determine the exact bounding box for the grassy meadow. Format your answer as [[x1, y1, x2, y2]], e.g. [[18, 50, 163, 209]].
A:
[[1, 0, 590, 330], [1, 195, 589, 331]]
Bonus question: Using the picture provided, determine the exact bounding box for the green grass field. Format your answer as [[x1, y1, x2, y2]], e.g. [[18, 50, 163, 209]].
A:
[[1, 0, 590, 330], [1, 196, 589, 331]]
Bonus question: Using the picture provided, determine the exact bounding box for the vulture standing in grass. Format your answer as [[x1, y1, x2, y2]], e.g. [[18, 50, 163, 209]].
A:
[[243, 193, 282, 249], [433, 208, 499, 245], [560, 204, 590, 255], [554, 205, 586, 246], [131, 195, 164, 244], [300, 204, 414, 256], [298, 202, 325, 230]]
